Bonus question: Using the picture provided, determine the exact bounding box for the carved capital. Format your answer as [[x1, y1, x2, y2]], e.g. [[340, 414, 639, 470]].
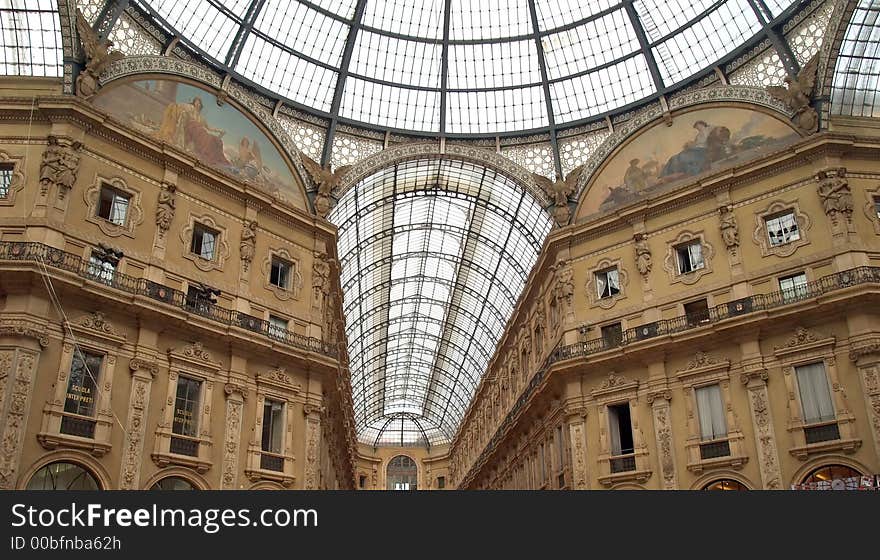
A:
[[129, 358, 159, 377], [224, 382, 248, 401], [646, 389, 672, 404]]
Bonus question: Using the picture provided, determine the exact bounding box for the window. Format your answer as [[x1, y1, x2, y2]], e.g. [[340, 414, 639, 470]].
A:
[[437, 476, 446, 489], [87, 254, 116, 285], [801, 465, 861, 486], [556, 425, 565, 468], [539, 442, 547, 484], [96, 185, 130, 226], [765, 212, 800, 246], [386, 455, 418, 490], [608, 403, 634, 456], [676, 241, 704, 274], [186, 285, 218, 314], [359, 475, 367, 489], [780, 273, 808, 303], [172, 376, 202, 438], [190, 223, 218, 260], [150, 477, 197, 490], [601, 322, 623, 348], [684, 299, 710, 326], [703, 479, 748, 491], [25, 462, 100, 490], [269, 257, 292, 289], [874, 196, 880, 219], [261, 399, 284, 454], [795, 362, 835, 424], [64, 349, 102, 417], [695, 384, 727, 441], [0, 163, 13, 198], [268, 315, 288, 338], [595, 268, 620, 299]]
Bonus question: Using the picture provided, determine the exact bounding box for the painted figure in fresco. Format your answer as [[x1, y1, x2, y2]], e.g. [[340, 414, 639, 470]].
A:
[[157, 96, 230, 166], [660, 121, 731, 179], [234, 137, 263, 179]]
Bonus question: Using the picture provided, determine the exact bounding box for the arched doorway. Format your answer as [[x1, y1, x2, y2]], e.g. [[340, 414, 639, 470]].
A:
[[149, 476, 199, 490], [702, 479, 749, 491], [386, 455, 418, 490], [801, 464, 863, 488], [26, 461, 101, 490]]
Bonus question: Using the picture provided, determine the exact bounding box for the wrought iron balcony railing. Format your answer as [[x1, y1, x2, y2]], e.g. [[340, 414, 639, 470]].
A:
[[0, 241, 336, 358]]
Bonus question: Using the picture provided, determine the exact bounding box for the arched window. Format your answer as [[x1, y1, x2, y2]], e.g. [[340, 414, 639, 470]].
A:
[[801, 464, 862, 485], [386, 455, 418, 491], [150, 476, 198, 490], [702, 479, 748, 491], [26, 461, 100, 490]]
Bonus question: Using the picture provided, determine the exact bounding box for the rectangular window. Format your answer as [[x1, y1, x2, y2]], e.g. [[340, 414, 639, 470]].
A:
[[269, 257, 292, 289], [695, 384, 727, 440], [556, 425, 565, 468], [0, 163, 13, 198], [765, 212, 800, 246], [684, 299, 710, 327], [97, 185, 130, 226], [261, 399, 285, 454], [64, 349, 102, 417], [539, 443, 547, 483], [874, 196, 880, 219], [595, 267, 620, 299], [601, 322, 623, 348], [676, 240, 704, 274], [780, 272, 808, 303], [359, 475, 367, 488], [268, 315, 288, 338], [87, 254, 116, 285], [190, 224, 218, 260], [607, 403, 634, 456], [172, 376, 201, 438], [795, 362, 835, 424]]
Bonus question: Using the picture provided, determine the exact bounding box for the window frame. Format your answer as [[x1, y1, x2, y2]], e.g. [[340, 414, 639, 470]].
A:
[[269, 256, 292, 290], [96, 184, 131, 226], [675, 240, 705, 275], [779, 272, 809, 304], [190, 222, 219, 261]]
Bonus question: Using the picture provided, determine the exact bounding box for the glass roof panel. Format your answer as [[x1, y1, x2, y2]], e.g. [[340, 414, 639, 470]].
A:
[[329, 158, 551, 445], [449, 0, 533, 40], [362, 0, 444, 38], [447, 40, 543, 89], [339, 76, 440, 131], [349, 31, 442, 88], [254, 1, 349, 66], [831, 0, 880, 118], [0, 0, 61, 78], [550, 54, 654, 122], [446, 86, 548, 133], [533, 0, 621, 32], [149, 0, 239, 61]]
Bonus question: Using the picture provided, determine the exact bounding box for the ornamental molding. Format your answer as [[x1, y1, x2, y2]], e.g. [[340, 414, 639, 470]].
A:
[[773, 326, 835, 357], [592, 373, 639, 398], [849, 338, 880, 362], [575, 87, 795, 200], [0, 319, 49, 347], [256, 367, 302, 394], [334, 143, 551, 207], [129, 357, 159, 377], [167, 341, 222, 372], [97, 56, 310, 207], [69, 312, 126, 344], [676, 352, 731, 385]]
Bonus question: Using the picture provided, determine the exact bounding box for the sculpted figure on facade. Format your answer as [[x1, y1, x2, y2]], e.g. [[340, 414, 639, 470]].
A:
[[816, 168, 853, 223], [533, 165, 584, 227], [39, 136, 82, 197], [312, 251, 332, 310], [301, 155, 351, 218], [719, 205, 740, 252], [552, 257, 574, 309], [767, 54, 819, 133], [155, 182, 176, 234], [75, 9, 124, 98], [240, 220, 257, 271], [634, 234, 652, 277]]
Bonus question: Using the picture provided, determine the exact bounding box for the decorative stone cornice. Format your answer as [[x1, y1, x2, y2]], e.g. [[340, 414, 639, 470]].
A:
[[74, 311, 124, 339], [256, 367, 302, 393], [773, 326, 835, 358], [0, 319, 49, 347], [167, 341, 222, 372], [592, 373, 639, 398], [849, 338, 880, 362]]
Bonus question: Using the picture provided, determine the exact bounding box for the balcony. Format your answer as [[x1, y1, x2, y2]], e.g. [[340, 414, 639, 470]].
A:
[[0, 241, 334, 357], [260, 452, 285, 473], [59, 415, 96, 439], [169, 436, 200, 457], [803, 422, 841, 445], [699, 440, 731, 460], [610, 454, 636, 474]]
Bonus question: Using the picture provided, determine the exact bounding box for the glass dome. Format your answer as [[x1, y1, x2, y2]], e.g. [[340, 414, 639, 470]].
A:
[[135, 0, 801, 136]]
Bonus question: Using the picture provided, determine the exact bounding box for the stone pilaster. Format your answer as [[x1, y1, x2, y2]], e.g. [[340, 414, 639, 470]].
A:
[[221, 383, 247, 490], [303, 404, 323, 490], [0, 341, 43, 489], [648, 389, 678, 490], [741, 368, 782, 489], [119, 357, 158, 489], [566, 407, 589, 489], [850, 341, 880, 462]]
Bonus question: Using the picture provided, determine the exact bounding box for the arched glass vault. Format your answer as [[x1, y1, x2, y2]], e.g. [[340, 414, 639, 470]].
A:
[[329, 157, 552, 446]]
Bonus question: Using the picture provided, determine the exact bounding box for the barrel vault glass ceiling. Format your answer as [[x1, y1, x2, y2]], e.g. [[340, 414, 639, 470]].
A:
[[125, 0, 802, 135], [329, 158, 552, 446]]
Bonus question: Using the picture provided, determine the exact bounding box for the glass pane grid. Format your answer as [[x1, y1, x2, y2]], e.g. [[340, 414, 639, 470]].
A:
[[0, 0, 61, 77]]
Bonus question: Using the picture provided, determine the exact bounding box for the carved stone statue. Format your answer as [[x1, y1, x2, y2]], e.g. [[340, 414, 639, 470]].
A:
[[75, 9, 125, 99], [312, 251, 333, 310], [719, 205, 740, 251], [155, 182, 176, 234], [634, 234, 652, 277], [239, 220, 257, 271], [301, 155, 351, 218], [816, 168, 852, 223], [39, 136, 82, 197], [533, 165, 584, 227], [767, 54, 819, 134], [552, 257, 574, 308]]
